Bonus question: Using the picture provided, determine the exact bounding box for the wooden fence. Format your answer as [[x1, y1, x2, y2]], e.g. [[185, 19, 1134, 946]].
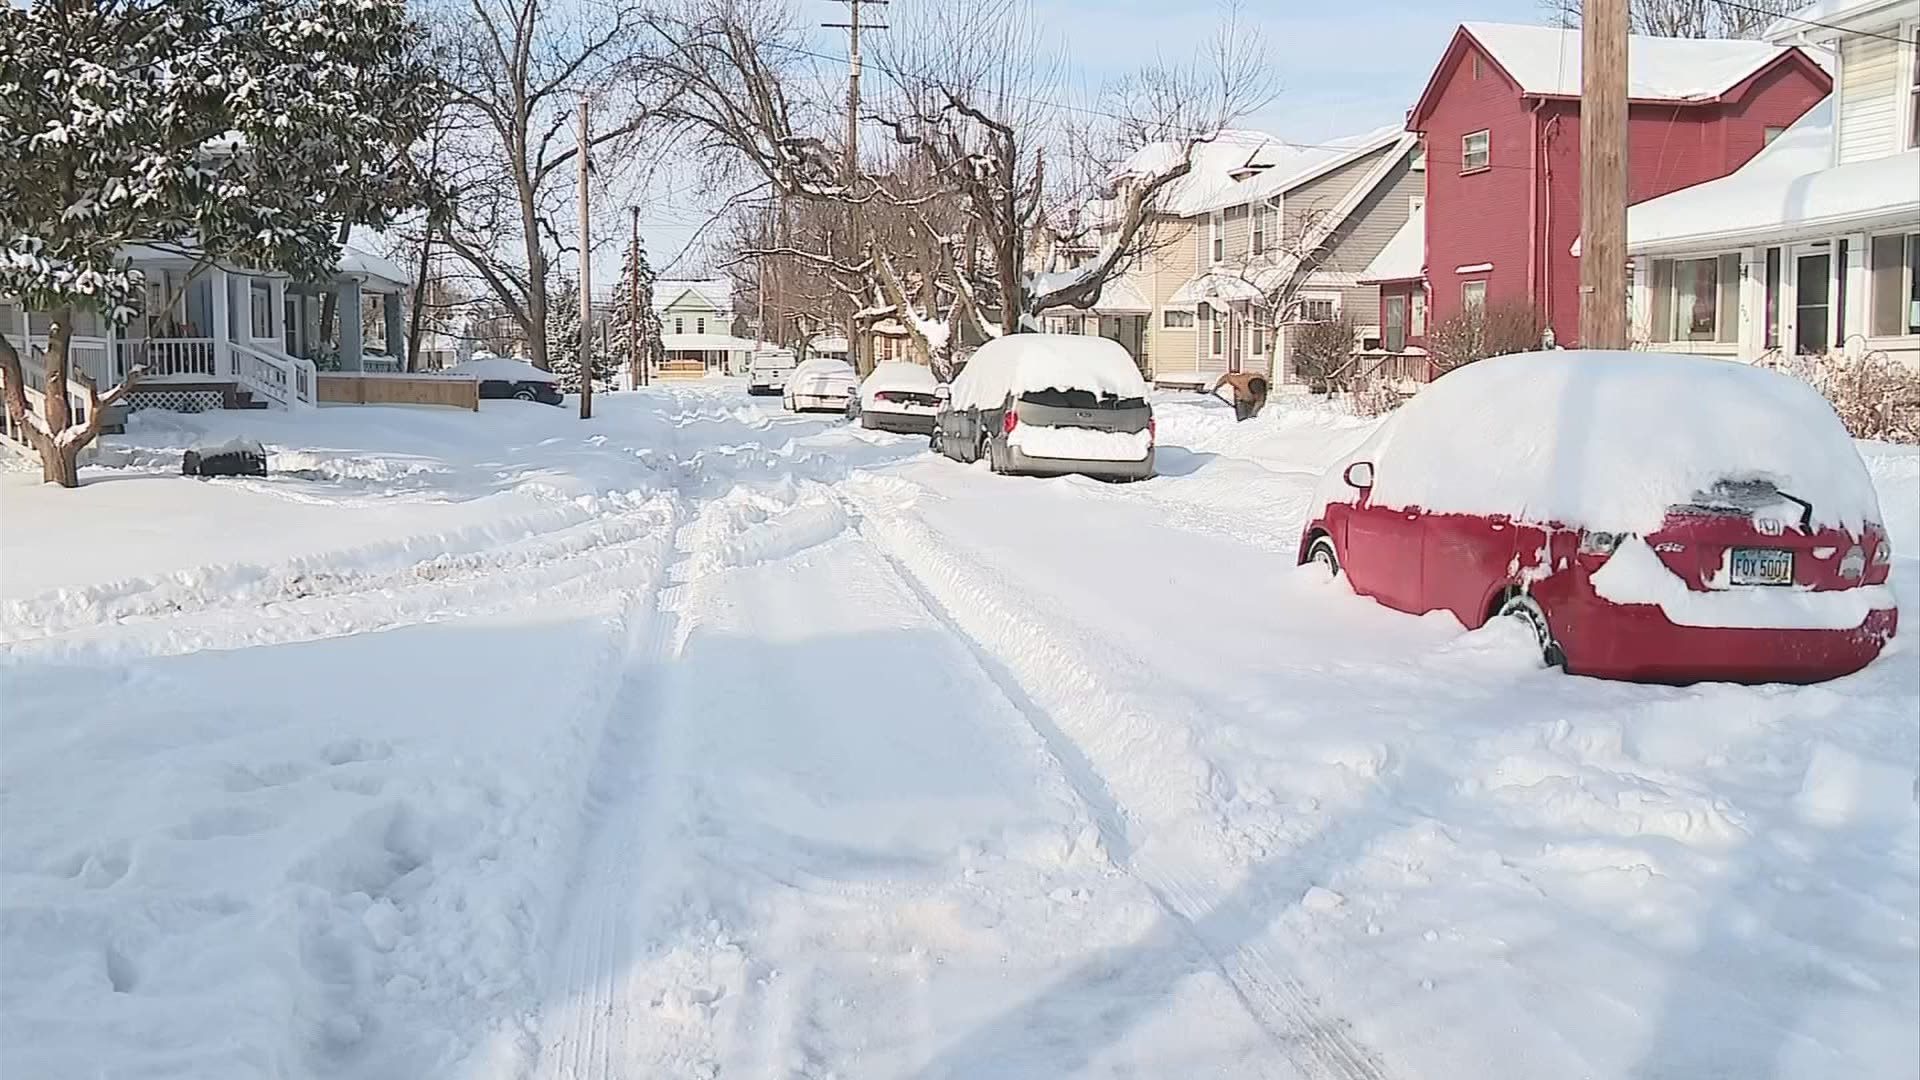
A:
[[315, 372, 479, 411]]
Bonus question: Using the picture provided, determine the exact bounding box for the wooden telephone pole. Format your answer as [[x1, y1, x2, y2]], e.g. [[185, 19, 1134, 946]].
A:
[[629, 206, 646, 388], [577, 97, 594, 419], [1579, 0, 1629, 349], [824, 0, 884, 372]]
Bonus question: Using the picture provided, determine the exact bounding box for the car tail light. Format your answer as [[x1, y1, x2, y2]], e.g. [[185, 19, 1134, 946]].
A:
[[1839, 545, 1866, 580], [1578, 530, 1625, 557], [1147, 417, 1156, 444], [1003, 409, 1018, 434]]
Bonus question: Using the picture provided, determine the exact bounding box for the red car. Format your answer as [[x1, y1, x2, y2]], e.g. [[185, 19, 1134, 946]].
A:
[[1297, 351, 1897, 684]]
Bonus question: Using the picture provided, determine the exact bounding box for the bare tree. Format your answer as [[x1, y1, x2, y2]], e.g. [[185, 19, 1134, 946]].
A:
[[431, 0, 673, 370], [1427, 299, 1548, 372], [1541, 0, 1799, 38]]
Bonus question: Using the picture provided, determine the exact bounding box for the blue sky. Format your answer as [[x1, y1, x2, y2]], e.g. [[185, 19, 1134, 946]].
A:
[[637, 0, 1548, 279]]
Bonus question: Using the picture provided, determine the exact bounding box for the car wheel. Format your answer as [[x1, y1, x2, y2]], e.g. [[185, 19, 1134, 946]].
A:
[[1306, 535, 1341, 578], [1499, 593, 1566, 669], [513, 387, 536, 401]]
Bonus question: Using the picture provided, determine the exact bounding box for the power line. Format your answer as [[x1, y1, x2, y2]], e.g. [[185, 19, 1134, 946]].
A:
[[1705, 0, 1919, 47]]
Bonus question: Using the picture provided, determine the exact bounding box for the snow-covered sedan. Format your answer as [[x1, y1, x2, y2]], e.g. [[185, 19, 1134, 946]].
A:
[[446, 355, 564, 406], [848, 361, 941, 434], [783, 357, 858, 413], [1298, 350, 1896, 684], [933, 335, 1154, 481]]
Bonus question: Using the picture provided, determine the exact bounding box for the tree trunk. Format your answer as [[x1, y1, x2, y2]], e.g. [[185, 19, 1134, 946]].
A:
[[406, 232, 434, 372], [317, 221, 354, 347]]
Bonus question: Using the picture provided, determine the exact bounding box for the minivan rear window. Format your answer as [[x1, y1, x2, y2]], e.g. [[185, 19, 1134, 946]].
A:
[[1019, 388, 1147, 410]]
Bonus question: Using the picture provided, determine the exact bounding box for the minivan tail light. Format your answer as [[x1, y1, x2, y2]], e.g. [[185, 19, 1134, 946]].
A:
[[1003, 409, 1018, 434], [1147, 417, 1156, 444]]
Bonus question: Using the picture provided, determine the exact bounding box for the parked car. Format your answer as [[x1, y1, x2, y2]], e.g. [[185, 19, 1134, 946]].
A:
[[748, 348, 797, 396], [446, 355, 564, 406], [848, 361, 941, 434], [932, 335, 1154, 481], [1298, 350, 1896, 684], [783, 357, 858, 413]]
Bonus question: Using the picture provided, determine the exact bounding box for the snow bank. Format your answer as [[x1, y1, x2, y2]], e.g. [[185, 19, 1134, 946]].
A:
[[1322, 351, 1885, 535], [1592, 536, 1895, 628], [949, 335, 1149, 412], [445, 356, 556, 383], [858, 361, 938, 409], [1008, 424, 1153, 462]]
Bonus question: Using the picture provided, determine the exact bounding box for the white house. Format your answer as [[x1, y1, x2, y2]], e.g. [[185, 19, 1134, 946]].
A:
[[1621, 0, 1918, 366], [653, 279, 734, 338]]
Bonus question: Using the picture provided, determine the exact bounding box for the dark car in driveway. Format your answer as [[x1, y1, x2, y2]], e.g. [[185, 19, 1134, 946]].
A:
[[447, 356, 565, 406]]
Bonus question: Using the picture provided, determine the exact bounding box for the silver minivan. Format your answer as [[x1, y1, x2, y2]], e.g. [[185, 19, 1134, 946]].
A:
[[931, 336, 1155, 481]]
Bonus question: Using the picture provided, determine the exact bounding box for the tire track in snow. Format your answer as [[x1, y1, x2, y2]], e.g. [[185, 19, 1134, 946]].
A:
[[841, 482, 1398, 1080]]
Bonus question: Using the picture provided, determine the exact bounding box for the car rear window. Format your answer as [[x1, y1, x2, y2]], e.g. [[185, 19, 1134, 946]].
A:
[[1018, 388, 1147, 410], [1671, 478, 1812, 525]]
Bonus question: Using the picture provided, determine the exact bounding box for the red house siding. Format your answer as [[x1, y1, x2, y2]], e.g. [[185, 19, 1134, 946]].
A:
[[1413, 32, 1829, 347]]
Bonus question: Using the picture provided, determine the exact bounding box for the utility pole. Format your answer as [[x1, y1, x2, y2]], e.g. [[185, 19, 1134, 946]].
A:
[[629, 206, 645, 388], [1579, 0, 1629, 350], [824, 0, 885, 373], [577, 97, 593, 420]]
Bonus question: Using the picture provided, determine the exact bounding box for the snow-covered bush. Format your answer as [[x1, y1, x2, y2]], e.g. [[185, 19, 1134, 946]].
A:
[[1762, 349, 1920, 445], [1426, 299, 1546, 373]]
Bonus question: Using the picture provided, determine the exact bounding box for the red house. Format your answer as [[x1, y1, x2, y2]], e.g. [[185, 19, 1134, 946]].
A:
[[1394, 22, 1831, 349]]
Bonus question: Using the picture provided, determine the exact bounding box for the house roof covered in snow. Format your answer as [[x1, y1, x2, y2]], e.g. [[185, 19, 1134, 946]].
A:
[[338, 244, 411, 290], [1410, 23, 1828, 127], [1617, 97, 1919, 254], [1764, 0, 1913, 41], [1359, 207, 1426, 284], [1218, 128, 1411, 209], [1167, 272, 1265, 307], [653, 279, 733, 314]]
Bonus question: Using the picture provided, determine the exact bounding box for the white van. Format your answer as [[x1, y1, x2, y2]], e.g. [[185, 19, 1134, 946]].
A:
[[748, 349, 797, 396]]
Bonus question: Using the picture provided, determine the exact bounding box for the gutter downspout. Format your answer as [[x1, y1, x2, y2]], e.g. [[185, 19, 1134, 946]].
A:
[[1542, 111, 1564, 337], [1528, 100, 1544, 310]]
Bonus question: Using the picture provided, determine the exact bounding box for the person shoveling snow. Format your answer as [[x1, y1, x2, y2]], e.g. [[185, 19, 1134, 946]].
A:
[[1212, 371, 1269, 421]]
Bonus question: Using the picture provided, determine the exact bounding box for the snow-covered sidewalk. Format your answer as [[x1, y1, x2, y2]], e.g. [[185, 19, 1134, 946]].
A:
[[2, 384, 1914, 1079]]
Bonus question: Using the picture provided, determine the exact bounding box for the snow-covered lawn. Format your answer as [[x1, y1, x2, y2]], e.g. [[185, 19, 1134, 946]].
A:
[[2, 384, 1914, 1079]]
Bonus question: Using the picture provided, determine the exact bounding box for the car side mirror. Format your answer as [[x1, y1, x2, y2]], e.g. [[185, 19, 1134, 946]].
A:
[[1343, 461, 1375, 489]]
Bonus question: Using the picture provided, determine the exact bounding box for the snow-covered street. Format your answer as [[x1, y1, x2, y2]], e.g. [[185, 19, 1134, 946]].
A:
[[3, 382, 1916, 1079]]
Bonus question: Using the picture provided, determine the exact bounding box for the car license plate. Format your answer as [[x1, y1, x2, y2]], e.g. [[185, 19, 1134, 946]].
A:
[[1730, 547, 1794, 586]]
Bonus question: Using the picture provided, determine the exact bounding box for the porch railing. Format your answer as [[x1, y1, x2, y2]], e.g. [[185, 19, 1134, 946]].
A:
[[115, 338, 217, 380]]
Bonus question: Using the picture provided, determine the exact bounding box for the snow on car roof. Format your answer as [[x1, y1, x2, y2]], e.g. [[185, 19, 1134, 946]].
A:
[[861, 361, 938, 392], [949, 335, 1149, 412], [445, 356, 560, 383], [1328, 350, 1882, 535], [793, 356, 855, 376]]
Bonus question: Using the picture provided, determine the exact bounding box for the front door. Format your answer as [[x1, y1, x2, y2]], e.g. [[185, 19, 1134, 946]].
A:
[[1795, 253, 1831, 355], [1383, 295, 1407, 353]]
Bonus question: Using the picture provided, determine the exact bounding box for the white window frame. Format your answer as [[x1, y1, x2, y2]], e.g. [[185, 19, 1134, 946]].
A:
[[1250, 305, 1269, 356], [674, 316, 683, 334], [1251, 205, 1268, 257], [1411, 287, 1428, 336], [1462, 280, 1487, 310], [1868, 231, 1920, 338], [1295, 291, 1342, 323], [1202, 303, 1223, 356], [697, 316, 706, 334], [1210, 211, 1226, 265], [1162, 309, 1195, 329], [1461, 129, 1490, 173], [1904, 23, 1920, 151]]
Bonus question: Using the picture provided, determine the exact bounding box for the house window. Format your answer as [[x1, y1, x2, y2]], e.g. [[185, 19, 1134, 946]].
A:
[[249, 281, 272, 339], [1252, 208, 1267, 256], [1472, 54, 1482, 81], [1910, 35, 1920, 150], [1834, 239, 1850, 348], [1202, 304, 1223, 355], [1869, 233, 1920, 336], [1764, 247, 1782, 349], [1462, 280, 1487, 310], [1763, 125, 1788, 145], [1461, 130, 1490, 172], [1384, 294, 1407, 352], [697, 317, 706, 334], [1411, 288, 1428, 336], [1298, 295, 1339, 322], [1163, 309, 1194, 329], [283, 297, 298, 355], [1210, 212, 1225, 264], [1649, 255, 1739, 343], [675, 317, 683, 334], [1250, 307, 1268, 356], [1410, 142, 1427, 171]]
